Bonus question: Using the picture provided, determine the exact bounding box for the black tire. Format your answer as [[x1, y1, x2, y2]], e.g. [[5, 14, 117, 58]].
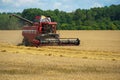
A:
[[22, 38, 30, 46]]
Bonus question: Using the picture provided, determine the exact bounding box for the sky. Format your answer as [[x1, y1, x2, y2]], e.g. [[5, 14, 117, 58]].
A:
[[0, 0, 120, 12]]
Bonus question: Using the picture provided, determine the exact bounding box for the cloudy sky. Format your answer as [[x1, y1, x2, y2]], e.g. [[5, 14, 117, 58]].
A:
[[0, 0, 120, 12]]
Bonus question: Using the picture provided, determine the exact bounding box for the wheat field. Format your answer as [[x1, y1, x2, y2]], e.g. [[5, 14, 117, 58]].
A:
[[0, 30, 120, 80]]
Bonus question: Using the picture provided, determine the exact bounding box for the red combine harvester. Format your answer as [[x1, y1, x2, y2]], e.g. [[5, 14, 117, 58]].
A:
[[10, 14, 80, 47]]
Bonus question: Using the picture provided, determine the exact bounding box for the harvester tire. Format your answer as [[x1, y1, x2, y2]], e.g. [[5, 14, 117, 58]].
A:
[[22, 38, 30, 46]]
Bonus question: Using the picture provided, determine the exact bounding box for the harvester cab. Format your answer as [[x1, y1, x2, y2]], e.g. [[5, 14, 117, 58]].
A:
[[10, 14, 80, 47], [35, 15, 56, 34]]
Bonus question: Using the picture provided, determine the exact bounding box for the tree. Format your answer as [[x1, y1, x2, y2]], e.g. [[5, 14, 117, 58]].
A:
[[0, 4, 120, 30], [0, 14, 21, 30]]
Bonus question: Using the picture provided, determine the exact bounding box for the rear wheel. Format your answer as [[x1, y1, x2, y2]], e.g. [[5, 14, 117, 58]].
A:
[[22, 38, 30, 46]]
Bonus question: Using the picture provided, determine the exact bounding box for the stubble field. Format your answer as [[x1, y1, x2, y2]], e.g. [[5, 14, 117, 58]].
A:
[[0, 30, 120, 80]]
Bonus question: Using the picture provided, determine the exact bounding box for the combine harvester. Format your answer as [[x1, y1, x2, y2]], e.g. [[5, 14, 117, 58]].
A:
[[10, 14, 80, 47]]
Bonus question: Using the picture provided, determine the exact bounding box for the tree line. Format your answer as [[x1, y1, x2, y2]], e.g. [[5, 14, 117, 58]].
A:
[[0, 4, 120, 30]]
